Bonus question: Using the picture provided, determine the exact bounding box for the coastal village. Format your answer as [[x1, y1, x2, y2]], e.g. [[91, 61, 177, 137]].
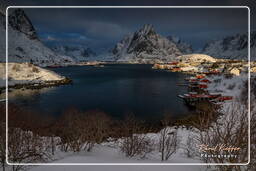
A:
[[152, 54, 254, 107]]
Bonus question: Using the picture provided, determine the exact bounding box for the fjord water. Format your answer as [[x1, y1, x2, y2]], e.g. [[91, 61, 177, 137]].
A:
[[11, 64, 190, 122]]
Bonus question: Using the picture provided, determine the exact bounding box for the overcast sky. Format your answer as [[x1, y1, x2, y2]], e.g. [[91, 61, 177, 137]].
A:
[[7, 0, 255, 51]]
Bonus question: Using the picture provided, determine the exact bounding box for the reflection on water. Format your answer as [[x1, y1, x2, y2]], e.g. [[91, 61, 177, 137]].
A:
[[5, 87, 56, 100], [9, 64, 190, 122]]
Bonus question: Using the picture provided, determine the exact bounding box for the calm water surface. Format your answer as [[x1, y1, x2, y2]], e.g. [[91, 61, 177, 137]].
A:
[[10, 64, 190, 122]]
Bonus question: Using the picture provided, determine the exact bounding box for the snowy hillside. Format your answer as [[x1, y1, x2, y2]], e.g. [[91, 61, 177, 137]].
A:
[[202, 31, 256, 60], [0, 62, 65, 88], [111, 24, 183, 63], [51, 45, 96, 62], [0, 8, 74, 66], [177, 54, 217, 63], [167, 36, 193, 54]]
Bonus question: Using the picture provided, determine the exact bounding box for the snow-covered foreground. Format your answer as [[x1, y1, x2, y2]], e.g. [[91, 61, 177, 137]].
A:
[[0, 63, 65, 88], [1, 68, 252, 171], [26, 128, 207, 171], [29, 165, 207, 171], [30, 165, 206, 171]]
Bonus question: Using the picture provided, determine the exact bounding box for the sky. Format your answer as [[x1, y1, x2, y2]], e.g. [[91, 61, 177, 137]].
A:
[[5, 0, 256, 52]]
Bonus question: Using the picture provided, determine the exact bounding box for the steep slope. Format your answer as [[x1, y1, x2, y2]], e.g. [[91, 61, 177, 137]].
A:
[[111, 24, 183, 63], [0, 7, 74, 66], [167, 36, 193, 54], [201, 32, 256, 60], [8, 9, 37, 40], [51, 45, 96, 62]]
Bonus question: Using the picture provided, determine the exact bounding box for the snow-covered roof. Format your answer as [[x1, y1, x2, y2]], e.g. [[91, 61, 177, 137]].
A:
[[177, 54, 217, 63]]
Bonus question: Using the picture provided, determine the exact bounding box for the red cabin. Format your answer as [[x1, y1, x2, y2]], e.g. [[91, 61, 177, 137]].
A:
[[200, 79, 211, 83], [196, 75, 205, 79], [198, 84, 208, 88], [172, 67, 181, 71], [169, 62, 179, 65]]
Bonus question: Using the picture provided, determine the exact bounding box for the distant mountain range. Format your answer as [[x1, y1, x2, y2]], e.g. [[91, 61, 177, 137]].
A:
[[167, 35, 193, 54], [0, 6, 255, 65], [51, 45, 96, 62], [108, 24, 255, 62], [201, 31, 256, 60]]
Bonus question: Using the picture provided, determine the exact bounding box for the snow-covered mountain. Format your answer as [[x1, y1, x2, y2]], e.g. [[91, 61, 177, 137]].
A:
[[51, 45, 96, 62], [111, 24, 183, 63], [201, 31, 256, 60], [0, 7, 74, 66], [167, 36, 193, 54]]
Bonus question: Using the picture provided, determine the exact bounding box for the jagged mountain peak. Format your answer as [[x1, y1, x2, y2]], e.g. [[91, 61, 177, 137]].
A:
[[111, 24, 184, 63], [136, 24, 156, 36]]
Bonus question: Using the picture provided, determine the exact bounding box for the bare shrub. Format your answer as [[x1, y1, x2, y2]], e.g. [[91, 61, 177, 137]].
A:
[[83, 110, 112, 143], [8, 128, 51, 171], [119, 114, 154, 158], [31, 66, 40, 73], [80, 110, 112, 152], [11, 64, 21, 72], [27, 63, 33, 67], [56, 108, 85, 152], [57, 108, 112, 152], [159, 115, 179, 161], [185, 134, 198, 158], [249, 106, 256, 171], [198, 103, 249, 171], [191, 102, 220, 131]]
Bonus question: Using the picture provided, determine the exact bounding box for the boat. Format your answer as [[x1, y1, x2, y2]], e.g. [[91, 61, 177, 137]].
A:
[[196, 74, 205, 79], [211, 96, 233, 102], [189, 83, 208, 89], [200, 79, 211, 83]]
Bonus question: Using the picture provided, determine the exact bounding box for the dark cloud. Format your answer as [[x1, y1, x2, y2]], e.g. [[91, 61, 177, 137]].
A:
[[6, 0, 255, 50]]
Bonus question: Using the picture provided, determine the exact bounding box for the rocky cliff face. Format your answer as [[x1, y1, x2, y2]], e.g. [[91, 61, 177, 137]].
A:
[[111, 24, 184, 63], [201, 31, 256, 60], [8, 9, 38, 40], [0, 7, 74, 66], [167, 36, 193, 54]]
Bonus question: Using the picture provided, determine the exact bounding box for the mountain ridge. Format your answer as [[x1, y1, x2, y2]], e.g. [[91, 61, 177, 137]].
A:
[[110, 24, 184, 63], [201, 31, 256, 60], [51, 45, 96, 62], [0, 8, 74, 66]]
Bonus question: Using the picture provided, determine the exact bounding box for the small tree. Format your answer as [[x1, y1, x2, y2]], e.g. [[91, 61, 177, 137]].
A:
[[57, 108, 112, 153], [8, 128, 51, 171], [159, 115, 179, 161], [198, 103, 249, 171], [81, 110, 112, 152], [119, 114, 154, 158], [56, 108, 84, 152]]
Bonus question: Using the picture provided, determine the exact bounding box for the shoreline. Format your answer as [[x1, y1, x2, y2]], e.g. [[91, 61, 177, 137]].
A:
[[0, 77, 72, 95]]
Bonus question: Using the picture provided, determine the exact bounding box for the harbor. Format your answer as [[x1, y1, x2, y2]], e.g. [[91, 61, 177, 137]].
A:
[[178, 74, 233, 107]]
